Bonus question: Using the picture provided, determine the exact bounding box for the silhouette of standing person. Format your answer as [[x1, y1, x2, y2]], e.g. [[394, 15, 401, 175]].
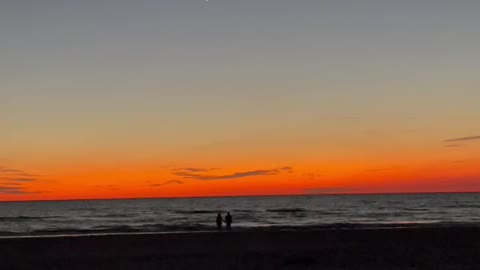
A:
[[225, 212, 233, 230], [216, 213, 223, 231]]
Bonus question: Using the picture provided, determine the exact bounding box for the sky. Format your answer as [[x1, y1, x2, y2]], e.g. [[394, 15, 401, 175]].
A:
[[1, 0, 480, 201]]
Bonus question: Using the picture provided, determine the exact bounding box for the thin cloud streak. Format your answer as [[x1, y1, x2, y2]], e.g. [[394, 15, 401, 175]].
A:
[[444, 136, 480, 143], [174, 167, 293, 181], [3, 178, 37, 182], [94, 185, 119, 190], [0, 166, 43, 195], [151, 180, 184, 187], [0, 186, 39, 195], [0, 169, 24, 174], [445, 144, 464, 148], [176, 168, 217, 173]]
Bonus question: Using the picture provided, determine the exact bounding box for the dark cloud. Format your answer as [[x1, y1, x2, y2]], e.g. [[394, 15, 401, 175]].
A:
[[174, 167, 293, 181], [151, 180, 184, 187], [304, 187, 352, 194], [0, 166, 42, 195], [444, 136, 480, 143]]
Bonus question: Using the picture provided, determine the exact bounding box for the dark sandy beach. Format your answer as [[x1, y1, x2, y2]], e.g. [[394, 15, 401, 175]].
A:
[[1, 227, 479, 270]]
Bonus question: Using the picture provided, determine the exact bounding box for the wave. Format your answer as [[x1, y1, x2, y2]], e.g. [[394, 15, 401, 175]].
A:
[[80, 214, 133, 218], [0, 223, 216, 237], [138, 223, 213, 232], [3, 221, 480, 238], [230, 209, 257, 213], [266, 208, 306, 213], [400, 208, 430, 212], [444, 204, 480, 209], [0, 216, 63, 221], [174, 210, 221, 214], [173, 209, 256, 215]]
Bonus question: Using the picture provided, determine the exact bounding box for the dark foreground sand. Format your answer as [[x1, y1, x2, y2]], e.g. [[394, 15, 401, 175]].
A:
[[1, 227, 480, 270]]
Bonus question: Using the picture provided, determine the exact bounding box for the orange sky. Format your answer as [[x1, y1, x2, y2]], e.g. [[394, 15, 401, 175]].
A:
[[1, 147, 479, 201]]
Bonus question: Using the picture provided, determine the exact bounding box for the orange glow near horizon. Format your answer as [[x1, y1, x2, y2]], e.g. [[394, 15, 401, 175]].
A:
[[1, 153, 479, 201]]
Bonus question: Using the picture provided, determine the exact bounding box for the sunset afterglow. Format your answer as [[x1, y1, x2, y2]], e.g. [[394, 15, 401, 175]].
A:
[[2, 1, 480, 201]]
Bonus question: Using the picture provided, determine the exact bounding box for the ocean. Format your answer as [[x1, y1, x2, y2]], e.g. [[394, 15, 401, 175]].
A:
[[0, 193, 479, 237]]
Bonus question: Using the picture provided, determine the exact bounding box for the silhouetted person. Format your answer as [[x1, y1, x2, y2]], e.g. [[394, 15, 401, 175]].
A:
[[225, 212, 232, 230], [216, 213, 223, 230]]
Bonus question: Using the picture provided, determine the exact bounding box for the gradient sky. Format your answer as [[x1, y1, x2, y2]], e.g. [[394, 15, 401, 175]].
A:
[[1, 0, 480, 201]]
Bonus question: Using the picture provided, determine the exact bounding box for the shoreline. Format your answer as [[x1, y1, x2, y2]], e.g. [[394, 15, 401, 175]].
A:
[[1, 226, 480, 269], [1, 222, 479, 239]]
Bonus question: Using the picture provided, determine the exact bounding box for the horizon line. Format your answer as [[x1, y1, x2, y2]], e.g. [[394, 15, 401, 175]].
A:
[[1, 191, 479, 203]]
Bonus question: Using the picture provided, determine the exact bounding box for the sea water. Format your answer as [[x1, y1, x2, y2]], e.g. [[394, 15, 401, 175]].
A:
[[0, 193, 479, 237]]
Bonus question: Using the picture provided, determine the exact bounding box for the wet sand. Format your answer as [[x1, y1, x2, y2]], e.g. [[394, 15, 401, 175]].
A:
[[1, 227, 479, 270]]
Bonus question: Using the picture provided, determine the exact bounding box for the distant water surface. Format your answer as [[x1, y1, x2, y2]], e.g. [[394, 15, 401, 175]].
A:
[[1, 193, 480, 237]]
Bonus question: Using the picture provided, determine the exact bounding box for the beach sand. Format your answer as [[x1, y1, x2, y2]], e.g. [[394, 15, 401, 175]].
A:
[[1, 227, 479, 269]]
